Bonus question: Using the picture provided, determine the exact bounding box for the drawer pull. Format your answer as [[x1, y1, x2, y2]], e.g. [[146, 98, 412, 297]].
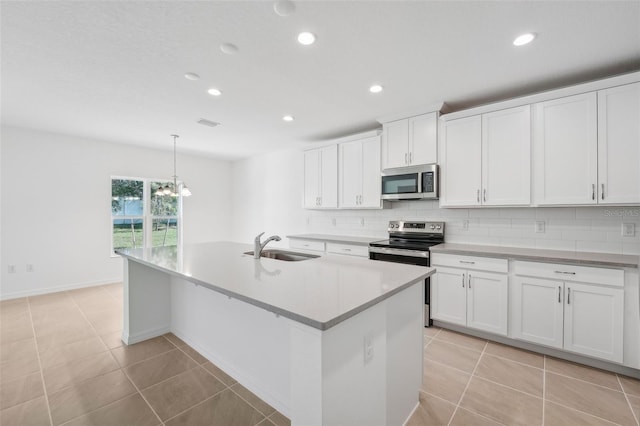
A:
[[567, 287, 571, 305], [554, 271, 576, 275], [461, 273, 465, 288], [468, 274, 472, 288], [344, 248, 351, 251], [558, 286, 561, 303], [459, 260, 476, 265]]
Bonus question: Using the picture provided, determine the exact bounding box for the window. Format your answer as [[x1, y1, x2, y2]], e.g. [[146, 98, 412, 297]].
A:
[[111, 177, 183, 253]]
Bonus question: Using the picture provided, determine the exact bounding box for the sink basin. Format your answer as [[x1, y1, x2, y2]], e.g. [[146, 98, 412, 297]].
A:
[[244, 249, 320, 262]]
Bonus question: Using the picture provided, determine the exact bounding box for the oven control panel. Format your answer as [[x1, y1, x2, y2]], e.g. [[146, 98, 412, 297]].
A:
[[387, 220, 445, 235]]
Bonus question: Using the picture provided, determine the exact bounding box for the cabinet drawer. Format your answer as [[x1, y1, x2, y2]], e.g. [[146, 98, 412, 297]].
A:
[[326, 242, 369, 257], [431, 253, 508, 273], [513, 261, 623, 287], [289, 239, 325, 252]]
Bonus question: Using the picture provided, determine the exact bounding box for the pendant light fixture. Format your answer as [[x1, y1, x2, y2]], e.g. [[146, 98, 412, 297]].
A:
[[155, 134, 192, 197]]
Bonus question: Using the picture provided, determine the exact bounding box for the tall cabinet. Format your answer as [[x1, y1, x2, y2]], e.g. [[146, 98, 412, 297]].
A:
[[304, 145, 338, 209], [339, 135, 381, 209]]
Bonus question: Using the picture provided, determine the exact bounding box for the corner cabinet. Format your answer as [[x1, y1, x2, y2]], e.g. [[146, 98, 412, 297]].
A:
[[304, 145, 338, 209], [440, 105, 531, 207], [339, 135, 382, 209], [431, 254, 508, 336], [382, 113, 437, 169], [511, 261, 624, 363]]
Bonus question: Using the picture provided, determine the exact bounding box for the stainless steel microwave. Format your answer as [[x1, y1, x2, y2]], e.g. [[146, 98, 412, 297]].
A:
[[381, 164, 439, 200]]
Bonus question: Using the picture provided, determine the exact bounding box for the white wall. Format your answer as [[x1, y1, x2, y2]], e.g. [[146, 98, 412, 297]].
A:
[[1, 126, 232, 299], [229, 147, 640, 255]]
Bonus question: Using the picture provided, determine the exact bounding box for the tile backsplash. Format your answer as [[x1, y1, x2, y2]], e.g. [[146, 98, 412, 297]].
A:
[[305, 202, 640, 255]]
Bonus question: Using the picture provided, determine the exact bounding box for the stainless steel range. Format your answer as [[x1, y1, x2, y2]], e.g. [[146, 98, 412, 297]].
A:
[[369, 220, 445, 327]]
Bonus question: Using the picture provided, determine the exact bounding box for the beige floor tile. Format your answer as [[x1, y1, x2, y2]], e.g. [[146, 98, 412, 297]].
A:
[[48, 369, 136, 425], [31, 306, 85, 329], [39, 336, 107, 369], [449, 407, 503, 426], [62, 393, 159, 426], [0, 338, 37, 364], [546, 357, 622, 391], [35, 322, 96, 351], [424, 339, 482, 373], [424, 337, 432, 347], [142, 366, 226, 421], [545, 372, 636, 425], [484, 341, 544, 368], [268, 410, 291, 426], [100, 331, 124, 349], [231, 382, 276, 416], [0, 297, 28, 310], [620, 375, 640, 397], [43, 350, 119, 393], [474, 353, 543, 397], [179, 345, 208, 364], [434, 329, 487, 352], [423, 326, 442, 338], [0, 396, 50, 426], [257, 419, 277, 426], [460, 376, 542, 425], [111, 336, 175, 367], [406, 392, 455, 426], [83, 308, 122, 335], [125, 348, 198, 390], [72, 292, 120, 314], [0, 353, 40, 382], [628, 395, 640, 421], [164, 332, 187, 347], [422, 359, 471, 404], [33, 314, 90, 338], [0, 372, 44, 410], [544, 401, 619, 426], [28, 292, 75, 311], [0, 321, 34, 345], [101, 282, 123, 297], [165, 389, 265, 426], [202, 361, 238, 386]]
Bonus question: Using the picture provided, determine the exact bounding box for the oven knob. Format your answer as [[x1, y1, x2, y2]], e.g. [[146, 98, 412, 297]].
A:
[[429, 225, 435, 230], [436, 225, 442, 230]]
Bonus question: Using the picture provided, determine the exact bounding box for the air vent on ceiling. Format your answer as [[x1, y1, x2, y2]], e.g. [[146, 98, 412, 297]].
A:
[[197, 118, 221, 128]]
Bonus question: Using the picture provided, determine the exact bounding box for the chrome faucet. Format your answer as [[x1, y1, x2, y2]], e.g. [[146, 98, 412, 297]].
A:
[[254, 232, 281, 259]]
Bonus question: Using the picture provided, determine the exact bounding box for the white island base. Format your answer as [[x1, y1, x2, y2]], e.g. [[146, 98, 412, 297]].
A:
[[122, 259, 424, 426]]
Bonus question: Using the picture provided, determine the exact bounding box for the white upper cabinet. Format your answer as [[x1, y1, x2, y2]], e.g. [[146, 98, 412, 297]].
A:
[[440, 106, 531, 207], [304, 145, 337, 209], [597, 82, 640, 204], [382, 112, 437, 169], [533, 92, 598, 205], [339, 136, 382, 209]]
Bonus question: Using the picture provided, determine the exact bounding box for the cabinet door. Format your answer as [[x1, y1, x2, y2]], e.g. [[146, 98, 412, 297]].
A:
[[303, 149, 320, 208], [431, 267, 467, 326], [564, 282, 624, 363], [439, 116, 482, 207], [382, 119, 409, 169], [360, 136, 382, 208], [339, 140, 362, 209], [482, 106, 531, 206], [598, 82, 640, 204], [533, 92, 598, 205], [319, 145, 338, 208], [511, 276, 564, 349], [466, 271, 508, 336], [409, 113, 437, 166]]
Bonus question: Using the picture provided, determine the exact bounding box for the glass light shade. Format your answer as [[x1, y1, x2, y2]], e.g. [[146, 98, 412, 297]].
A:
[[154, 187, 164, 196], [162, 185, 172, 195], [181, 185, 192, 197]]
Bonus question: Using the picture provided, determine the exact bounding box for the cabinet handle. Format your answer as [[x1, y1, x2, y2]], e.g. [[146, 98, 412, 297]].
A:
[[554, 271, 576, 275], [459, 260, 475, 264], [483, 189, 486, 203], [359, 195, 363, 204], [468, 274, 472, 289], [592, 184, 595, 200], [409, 152, 412, 164], [567, 287, 571, 305], [461, 273, 465, 288], [319, 196, 322, 206], [558, 286, 561, 303], [477, 189, 480, 203], [405, 153, 408, 165], [601, 183, 605, 200], [344, 248, 351, 252]]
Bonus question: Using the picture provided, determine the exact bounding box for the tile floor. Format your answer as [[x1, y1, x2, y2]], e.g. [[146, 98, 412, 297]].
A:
[[409, 326, 640, 426], [1, 283, 639, 425]]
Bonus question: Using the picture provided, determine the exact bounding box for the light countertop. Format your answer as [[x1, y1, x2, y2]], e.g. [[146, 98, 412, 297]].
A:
[[430, 243, 640, 269], [286, 234, 384, 246], [117, 241, 433, 330]]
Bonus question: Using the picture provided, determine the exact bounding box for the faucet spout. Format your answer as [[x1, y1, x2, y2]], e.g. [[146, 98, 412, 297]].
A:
[[253, 232, 281, 259]]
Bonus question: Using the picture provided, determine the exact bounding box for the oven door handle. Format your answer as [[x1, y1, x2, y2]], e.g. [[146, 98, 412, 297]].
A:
[[368, 246, 430, 258]]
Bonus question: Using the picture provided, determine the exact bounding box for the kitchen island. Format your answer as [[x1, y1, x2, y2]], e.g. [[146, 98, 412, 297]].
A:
[[117, 241, 434, 426]]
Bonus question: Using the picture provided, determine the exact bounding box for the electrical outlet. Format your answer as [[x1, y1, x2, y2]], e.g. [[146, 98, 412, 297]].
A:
[[359, 217, 365, 226], [622, 223, 635, 237], [8, 265, 16, 274], [26, 264, 34, 272], [462, 220, 469, 231], [535, 221, 545, 233], [363, 333, 374, 364], [331, 217, 336, 226]]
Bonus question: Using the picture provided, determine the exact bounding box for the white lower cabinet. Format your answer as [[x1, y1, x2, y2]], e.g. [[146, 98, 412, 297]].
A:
[[431, 254, 508, 336], [511, 261, 624, 363]]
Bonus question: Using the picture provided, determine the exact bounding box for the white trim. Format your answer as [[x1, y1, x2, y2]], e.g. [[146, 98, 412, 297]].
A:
[[0, 277, 122, 301], [122, 325, 171, 345]]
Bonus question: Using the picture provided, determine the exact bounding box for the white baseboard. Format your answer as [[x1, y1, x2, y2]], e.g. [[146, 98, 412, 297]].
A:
[[123, 326, 171, 345], [0, 278, 122, 301]]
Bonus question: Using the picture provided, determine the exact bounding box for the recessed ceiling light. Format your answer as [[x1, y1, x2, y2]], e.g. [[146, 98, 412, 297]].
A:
[[282, 115, 294, 122], [274, 0, 295, 16], [369, 84, 383, 93], [197, 118, 220, 127], [297, 32, 316, 46], [220, 43, 239, 54], [184, 72, 200, 81], [207, 88, 222, 96], [513, 33, 536, 46]]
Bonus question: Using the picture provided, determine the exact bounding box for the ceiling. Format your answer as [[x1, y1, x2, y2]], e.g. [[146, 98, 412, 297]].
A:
[[2, 1, 639, 160]]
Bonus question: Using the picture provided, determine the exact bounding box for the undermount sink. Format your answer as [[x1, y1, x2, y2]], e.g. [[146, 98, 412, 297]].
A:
[[244, 249, 320, 262]]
